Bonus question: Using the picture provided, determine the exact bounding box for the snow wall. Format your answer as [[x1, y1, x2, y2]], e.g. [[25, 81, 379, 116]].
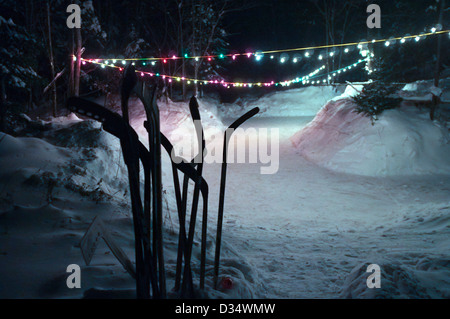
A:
[[291, 86, 450, 176]]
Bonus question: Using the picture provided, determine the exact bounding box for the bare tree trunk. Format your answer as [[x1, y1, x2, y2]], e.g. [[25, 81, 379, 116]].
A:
[[191, 0, 198, 96], [178, 0, 186, 100], [47, 1, 57, 116], [434, 0, 445, 88], [194, 65, 199, 96], [366, 0, 377, 80], [69, 30, 75, 96], [430, 0, 445, 121], [0, 75, 6, 132], [74, 27, 82, 96], [324, 2, 330, 84], [169, 61, 173, 100], [187, 0, 227, 96], [28, 89, 33, 113]]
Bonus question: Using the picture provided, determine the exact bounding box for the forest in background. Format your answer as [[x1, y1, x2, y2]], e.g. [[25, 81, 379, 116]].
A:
[[0, 0, 448, 128]]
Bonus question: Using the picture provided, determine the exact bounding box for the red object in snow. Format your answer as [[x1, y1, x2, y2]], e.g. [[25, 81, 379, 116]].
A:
[[220, 277, 233, 290]]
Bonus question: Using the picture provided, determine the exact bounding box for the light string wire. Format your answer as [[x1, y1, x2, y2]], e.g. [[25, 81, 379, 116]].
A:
[[81, 56, 368, 88], [85, 29, 448, 61]]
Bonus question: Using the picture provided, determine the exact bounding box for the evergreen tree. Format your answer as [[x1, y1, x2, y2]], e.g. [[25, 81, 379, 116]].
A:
[[0, 2, 41, 131], [352, 58, 402, 124], [0, 11, 39, 92]]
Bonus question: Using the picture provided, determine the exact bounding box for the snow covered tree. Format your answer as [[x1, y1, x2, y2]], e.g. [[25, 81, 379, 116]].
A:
[[124, 25, 149, 58], [0, 13, 39, 91], [0, 3, 40, 131], [186, 0, 229, 96], [352, 58, 402, 124], [72, 0, 107, 96]]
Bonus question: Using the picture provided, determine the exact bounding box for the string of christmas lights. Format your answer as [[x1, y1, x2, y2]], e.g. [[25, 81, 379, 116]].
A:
[[279, 58, 369, 87], [80, 56, 368, 88], [80, 27, 448, 65]]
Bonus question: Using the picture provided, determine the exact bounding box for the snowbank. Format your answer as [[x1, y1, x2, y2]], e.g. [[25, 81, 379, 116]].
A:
[[105, 96, 225, 142], [340, 260, 449, 299], [0, 110, 261, 298], [102, 96, 225, 161], [218, 86, 344, 118], [0, 118, 129, 207], [291, 91, 450, 176], [340, 202, 450, 299], [400, 79, 449, 103]]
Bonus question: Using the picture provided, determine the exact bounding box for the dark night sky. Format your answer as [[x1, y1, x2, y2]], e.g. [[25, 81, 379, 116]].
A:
[[220, 0, 363, 84], [225, 0, 319, 52], [88, 0, 445, 94]]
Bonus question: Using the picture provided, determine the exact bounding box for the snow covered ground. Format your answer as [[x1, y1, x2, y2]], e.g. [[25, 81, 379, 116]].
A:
[[0, 82, 449, 298], [217, 86, 345, 118]]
